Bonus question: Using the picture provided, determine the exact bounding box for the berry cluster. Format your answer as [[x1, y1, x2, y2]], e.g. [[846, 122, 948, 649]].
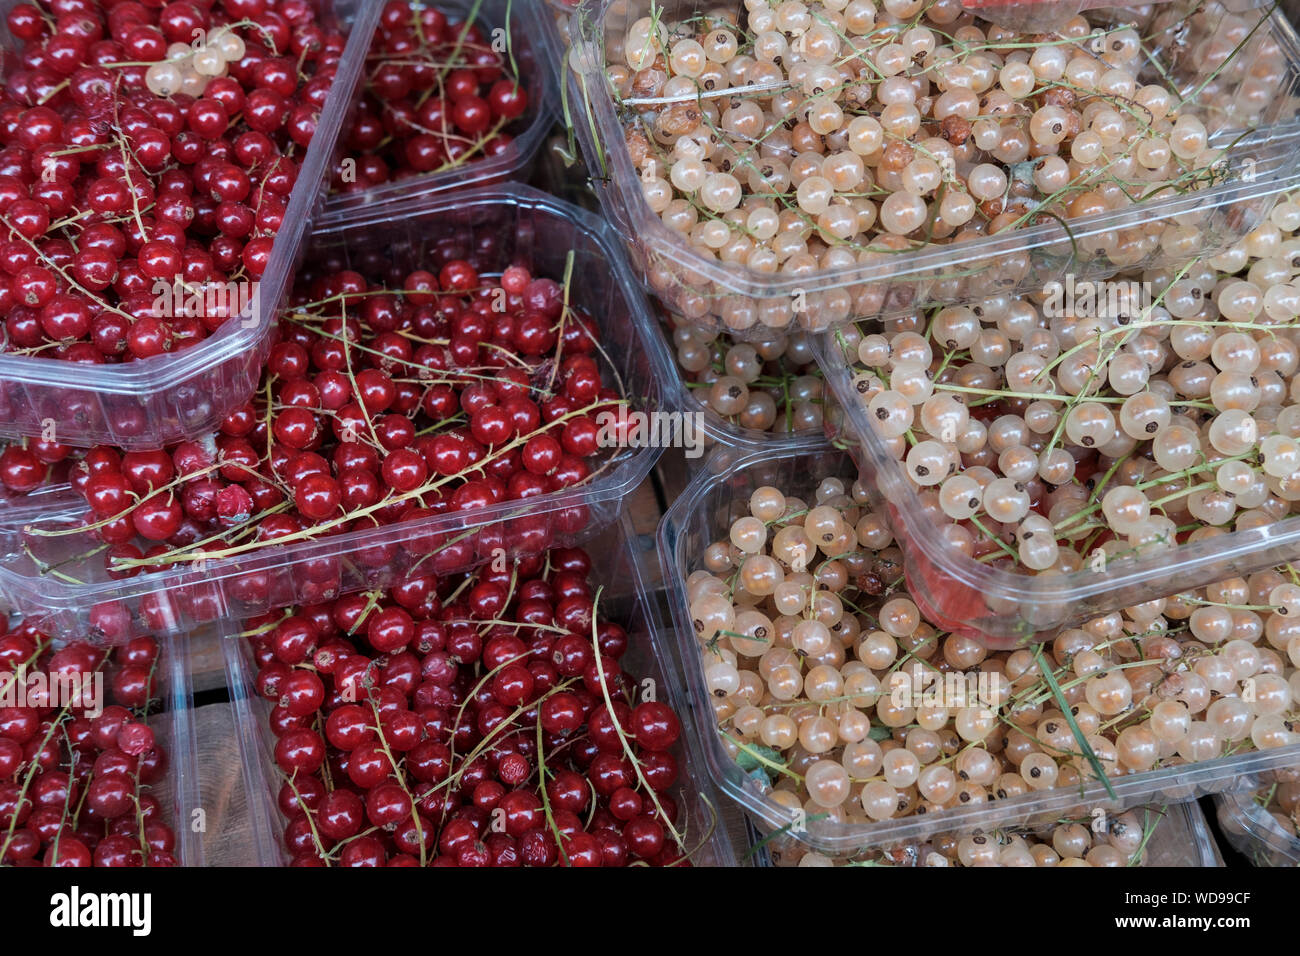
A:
[[0, 624, 177, 867], [670, 312, 825, 434], [0, 438, 74, 494], [0, 0, 346, 361], [46, 258, 617, 590], [833, 195, 1300, 581], [250, 547, 697, 866], [332, 0, 530, 194], [685, 469, 1298, 827]]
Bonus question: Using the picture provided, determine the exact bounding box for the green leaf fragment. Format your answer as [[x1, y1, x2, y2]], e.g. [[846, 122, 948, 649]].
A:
[[736, 743, 784, 774]]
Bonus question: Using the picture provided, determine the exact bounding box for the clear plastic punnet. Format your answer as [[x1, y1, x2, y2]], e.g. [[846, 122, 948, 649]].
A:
[[657, 440, 1300, 855], [319, 0, 556, 222], [0, 185, 669, 643], [566, 0, 1300, 338], [0, 0, 383, 450], [0, 621, 202, 866], [1215, 782, 1300, 865], [816, 319, 1300, 646], [749, 799, 1222, 866], [224, 512, 737, 867]]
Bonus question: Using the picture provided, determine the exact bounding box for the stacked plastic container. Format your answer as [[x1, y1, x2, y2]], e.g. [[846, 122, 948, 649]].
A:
[[0, 185, 671, 642]]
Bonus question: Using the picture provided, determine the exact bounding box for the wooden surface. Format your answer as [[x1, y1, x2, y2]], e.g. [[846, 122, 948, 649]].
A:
[[189, 630, 228, 695], [193, 687, 258, 866]]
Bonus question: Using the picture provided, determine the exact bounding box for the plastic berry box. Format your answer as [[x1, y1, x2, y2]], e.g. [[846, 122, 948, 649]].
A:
[[1215, 786, 1300, 865], [0, 622, 203, 866], [814, 326, 1300, 646], [0, 184, 672, 643], [565, 0, 1300, 337], [223, 511, 738, 867], [747, 798, 1223, 866], [657, 440, 1300, 855], [319, 0, 556, 223], [0, 0, 384, 450]]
